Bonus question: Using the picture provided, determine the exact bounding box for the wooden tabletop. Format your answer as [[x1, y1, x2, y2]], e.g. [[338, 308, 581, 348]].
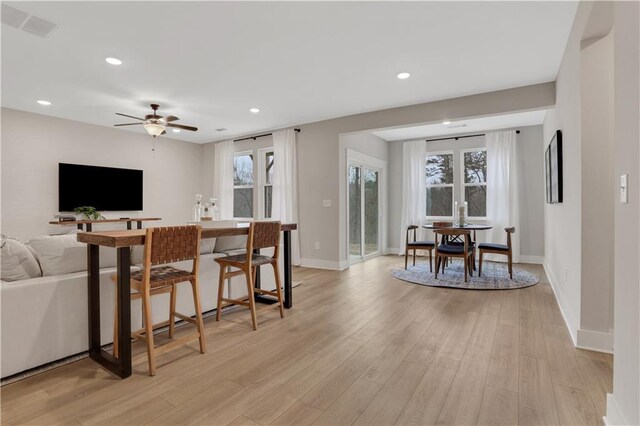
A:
[[423, 223, 492, 230], [50, 217, 162, 225], [77, 223, 298, 248]]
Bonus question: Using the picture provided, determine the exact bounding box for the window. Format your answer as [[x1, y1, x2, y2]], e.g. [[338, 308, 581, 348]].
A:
[[233, 152, 254, 218], [263, 151, 274, 218], [462, 149, 487, 217], [233, 149, 274, 219], [426, 152, 454, 217]]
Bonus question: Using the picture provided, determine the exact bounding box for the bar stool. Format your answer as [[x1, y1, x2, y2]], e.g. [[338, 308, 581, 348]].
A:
[[215, 221, 284, 330], [112, 225, 206, 376]]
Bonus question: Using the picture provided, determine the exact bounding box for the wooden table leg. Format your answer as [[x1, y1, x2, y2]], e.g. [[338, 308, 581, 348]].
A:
[[283, 230, 292, 309], [87, 244, 132, 378]]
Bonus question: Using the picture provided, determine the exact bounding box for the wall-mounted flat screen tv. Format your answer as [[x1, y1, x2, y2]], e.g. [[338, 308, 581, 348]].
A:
[[58, 163, 143, 211], [545, 130, 563, 204]]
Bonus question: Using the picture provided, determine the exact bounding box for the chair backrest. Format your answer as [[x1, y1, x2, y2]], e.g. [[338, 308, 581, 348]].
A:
[[505, 226, 516, 250], [405, 225, 419, 244], [432, 221, 453, 228], [434, 228, 470, 237], [434, 228, 471, 253], [146, 225, 201, 267], [248, 221, 281, 251]]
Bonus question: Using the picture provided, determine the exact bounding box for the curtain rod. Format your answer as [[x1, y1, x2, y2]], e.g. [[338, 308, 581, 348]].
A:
[[425, 129, 520, 143], [234, 128, 301, 142]]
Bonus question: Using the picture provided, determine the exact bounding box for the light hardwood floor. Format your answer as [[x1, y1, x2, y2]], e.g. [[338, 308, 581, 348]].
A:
[[1, 256, 612, 425]]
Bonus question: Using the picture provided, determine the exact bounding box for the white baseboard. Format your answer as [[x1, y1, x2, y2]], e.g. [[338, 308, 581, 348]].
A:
[[300, 258, 343, 271], [604, 393, 628, 425], [543, 260, 578, 346], [577, 329, 614, 353], [387, 247, 402, 255], [519, 255, 544, 264]]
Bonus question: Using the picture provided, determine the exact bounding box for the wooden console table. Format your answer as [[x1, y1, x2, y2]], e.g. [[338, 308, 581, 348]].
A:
[[49, 217, 162, 232], [77, 223, 297, 379]]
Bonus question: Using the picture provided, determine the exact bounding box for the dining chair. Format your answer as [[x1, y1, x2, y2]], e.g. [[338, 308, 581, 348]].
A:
[[404, 225, 435, 271], [478, 227, 516, 279], [433, 221, 477, 271], [434, 228, 474, 282], [215, 221, 284, 330], [112, 225, 206, 376]]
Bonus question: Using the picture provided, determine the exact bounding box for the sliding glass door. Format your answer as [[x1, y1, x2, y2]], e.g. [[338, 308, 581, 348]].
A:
[[348, 163, 380, 262]]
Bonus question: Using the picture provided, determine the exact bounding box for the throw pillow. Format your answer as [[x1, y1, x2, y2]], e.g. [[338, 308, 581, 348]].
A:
[[28, 232, 117, 276], [1, 236, 43, 281]]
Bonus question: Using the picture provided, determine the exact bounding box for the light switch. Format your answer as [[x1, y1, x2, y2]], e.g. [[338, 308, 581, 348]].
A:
[[620, 174, 628, 204], [322, 199, 332, 208]]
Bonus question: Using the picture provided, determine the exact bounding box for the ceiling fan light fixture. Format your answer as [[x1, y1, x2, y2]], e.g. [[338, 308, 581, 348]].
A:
[[143, 122, 165, 137], [172, 129, 181, 133]]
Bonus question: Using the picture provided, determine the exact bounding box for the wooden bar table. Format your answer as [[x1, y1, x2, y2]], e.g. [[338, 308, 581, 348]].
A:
[[77, 223, 297, 379], [50, 217, 162, 232]]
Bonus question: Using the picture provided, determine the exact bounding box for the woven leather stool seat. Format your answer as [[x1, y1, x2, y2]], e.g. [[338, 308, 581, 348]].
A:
[[130, 266, 195, 289], [219, 253, 276, 267]]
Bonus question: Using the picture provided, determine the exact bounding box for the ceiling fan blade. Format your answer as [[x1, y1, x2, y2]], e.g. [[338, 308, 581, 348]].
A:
[[167, 123, 198, 132], [114, 122, 143, 126], [162, 115, 179, 123], [115, 112, 144, 121]]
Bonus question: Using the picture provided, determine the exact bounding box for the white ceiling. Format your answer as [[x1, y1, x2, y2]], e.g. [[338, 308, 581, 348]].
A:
[[371, 109, 548, 141], [1, 1, 577, 144]]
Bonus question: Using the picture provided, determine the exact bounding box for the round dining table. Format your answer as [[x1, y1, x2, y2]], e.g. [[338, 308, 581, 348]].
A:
[[422, 222, 493, 242]]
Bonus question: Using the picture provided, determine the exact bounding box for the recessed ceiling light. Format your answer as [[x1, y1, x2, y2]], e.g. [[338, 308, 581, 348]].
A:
[[172, 129, 181, 133], [249, 107, 260, 114], [105, 57, 122, 65], [396, 72, 411, 80], [442, 120, 451, 125], [36, 100, 51, 106]]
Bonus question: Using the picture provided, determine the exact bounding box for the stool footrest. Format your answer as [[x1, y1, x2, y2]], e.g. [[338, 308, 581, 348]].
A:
[[174, 312, 197, 324], [222, 297, 251, 307]]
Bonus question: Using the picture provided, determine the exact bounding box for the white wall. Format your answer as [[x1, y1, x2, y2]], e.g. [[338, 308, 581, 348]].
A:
[[542, 1, 593, 345], [1, 108, 203, 240], [386, 125, 545, 262], [608, 2, 639, 425], [580, 32, 615, 340], [542, 0, 618, 353]]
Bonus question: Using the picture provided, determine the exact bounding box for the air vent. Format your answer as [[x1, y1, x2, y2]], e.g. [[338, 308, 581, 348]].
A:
[[215, 128, 228, 132], [21, 15, 57, 38], [1, 4, 57, 38], [1, 4, 29, 29]]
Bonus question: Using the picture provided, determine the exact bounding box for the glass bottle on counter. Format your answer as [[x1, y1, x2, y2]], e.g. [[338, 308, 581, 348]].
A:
[[210, 198, 220, 221], [193, 194, 203, 222]]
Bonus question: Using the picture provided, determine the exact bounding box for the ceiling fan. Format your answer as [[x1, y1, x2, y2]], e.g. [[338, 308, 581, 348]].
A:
[[114, 104, 198, 137]]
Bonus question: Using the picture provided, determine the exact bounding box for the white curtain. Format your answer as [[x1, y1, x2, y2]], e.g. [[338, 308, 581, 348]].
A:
[[485, 131, 520, 262], [272, 128, 301, 265], [213, 140, 234, 220], [399, 140, 427, 254]]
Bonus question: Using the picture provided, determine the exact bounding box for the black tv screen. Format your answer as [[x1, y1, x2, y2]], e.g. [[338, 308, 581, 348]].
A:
[[58, 163, 143, 211]]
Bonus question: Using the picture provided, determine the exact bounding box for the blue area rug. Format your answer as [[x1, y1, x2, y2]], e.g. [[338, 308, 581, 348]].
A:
[[390, 260, 539, 290]]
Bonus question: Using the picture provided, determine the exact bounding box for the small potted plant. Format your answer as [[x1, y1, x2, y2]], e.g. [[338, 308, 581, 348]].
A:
[[73, 206, 105, 221]]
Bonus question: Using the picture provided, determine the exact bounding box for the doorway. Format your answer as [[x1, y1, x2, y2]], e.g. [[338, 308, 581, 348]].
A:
[[347, 150, 386, 264]]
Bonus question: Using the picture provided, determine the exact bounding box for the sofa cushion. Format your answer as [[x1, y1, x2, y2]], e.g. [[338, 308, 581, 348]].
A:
[[28, 232, 117, 276], [210, 221, 248, 252], [1, 236, 42, 281]]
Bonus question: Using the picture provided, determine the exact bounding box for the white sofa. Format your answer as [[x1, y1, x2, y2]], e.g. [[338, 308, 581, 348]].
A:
[[1, 224, 282, 379]]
